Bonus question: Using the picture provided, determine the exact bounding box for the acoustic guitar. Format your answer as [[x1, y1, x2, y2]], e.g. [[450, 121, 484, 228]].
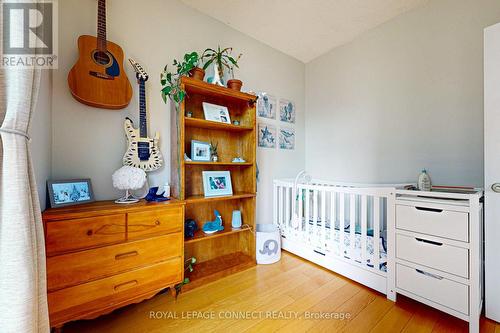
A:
[[68, 0, 132, 109], [123, 59, 163, 172]]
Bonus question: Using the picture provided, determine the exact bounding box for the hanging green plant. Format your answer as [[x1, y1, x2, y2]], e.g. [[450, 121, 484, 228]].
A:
[[160, 52, 199, 106]]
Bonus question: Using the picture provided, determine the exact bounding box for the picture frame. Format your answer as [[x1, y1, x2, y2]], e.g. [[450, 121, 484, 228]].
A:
[[257, 92, 277, 120], [258, 123, 277, 148], [191, 140, 211, 162], [47, 178, 95, 208], [202, 171, 233, 197], [279, 98, 296, 124], [279, 127, 295, 150], [202, 102, 231, 124]]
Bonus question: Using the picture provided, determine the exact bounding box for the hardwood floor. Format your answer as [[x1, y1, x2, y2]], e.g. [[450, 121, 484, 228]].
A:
[[64, 252, 499, 333]]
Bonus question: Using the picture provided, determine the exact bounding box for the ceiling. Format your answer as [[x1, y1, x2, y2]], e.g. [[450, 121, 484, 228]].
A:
[[181, 0, 429, 63]]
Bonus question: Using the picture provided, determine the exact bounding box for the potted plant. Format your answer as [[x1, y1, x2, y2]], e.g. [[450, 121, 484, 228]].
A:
[[227, 55, 243, 91], [190, 61, 205, 81], [160, 51, 199, 106], [201, 46, 242, 88]]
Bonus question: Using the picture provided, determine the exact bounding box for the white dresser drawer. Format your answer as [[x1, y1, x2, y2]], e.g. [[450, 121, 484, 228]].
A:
[[396, 263, 469, 315], [396, 233, 469, 278], [396, 204, 469, 242]]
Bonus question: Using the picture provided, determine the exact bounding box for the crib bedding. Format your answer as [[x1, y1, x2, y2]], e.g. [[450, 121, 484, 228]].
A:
[[296, 218, 387, 271]]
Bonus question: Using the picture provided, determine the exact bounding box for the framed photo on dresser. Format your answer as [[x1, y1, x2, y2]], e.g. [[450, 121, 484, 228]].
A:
[[47, 179, 95, 208]]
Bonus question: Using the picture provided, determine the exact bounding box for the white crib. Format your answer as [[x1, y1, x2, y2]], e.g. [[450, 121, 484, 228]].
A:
[[273, 178, 404, 300]]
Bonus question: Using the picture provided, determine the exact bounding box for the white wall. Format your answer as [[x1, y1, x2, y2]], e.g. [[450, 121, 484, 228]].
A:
[[306, 0, 500, 187], [30, 70, 52, 210], [52, 0, 305, 223]]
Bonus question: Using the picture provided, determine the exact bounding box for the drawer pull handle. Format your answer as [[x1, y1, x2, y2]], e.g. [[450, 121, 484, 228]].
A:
[[415, 269, 443, 280], [114, 280, 138, 291], [115, 251, 139, 260], [415, 238, 443, 246], [415, 207, 443, 213], [155, 219, 161, 226]]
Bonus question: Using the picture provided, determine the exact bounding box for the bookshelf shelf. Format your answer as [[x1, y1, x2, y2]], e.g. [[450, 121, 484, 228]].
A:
[[184, 117, 253, 132]]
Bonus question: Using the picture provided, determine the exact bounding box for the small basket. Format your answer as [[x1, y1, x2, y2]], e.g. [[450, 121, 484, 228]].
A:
[[256, 224, 281, 264]]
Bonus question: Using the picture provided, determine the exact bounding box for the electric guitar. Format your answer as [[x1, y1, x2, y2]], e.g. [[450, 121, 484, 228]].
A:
[[67, 0, 132, 109], [123, 59, 163, 171]]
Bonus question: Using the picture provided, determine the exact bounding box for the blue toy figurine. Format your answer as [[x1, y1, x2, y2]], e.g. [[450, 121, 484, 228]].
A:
[[202, 209, 224, 234]]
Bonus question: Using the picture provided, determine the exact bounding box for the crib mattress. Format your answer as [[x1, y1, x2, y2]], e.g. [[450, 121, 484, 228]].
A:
[[297, 219, 387, 272]]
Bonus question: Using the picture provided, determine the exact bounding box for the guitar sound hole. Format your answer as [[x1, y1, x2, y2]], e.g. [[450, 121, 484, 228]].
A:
[[93, 50, 111, 66]]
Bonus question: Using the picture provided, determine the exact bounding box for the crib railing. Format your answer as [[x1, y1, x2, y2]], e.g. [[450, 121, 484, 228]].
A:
[[273, 179, 397, 275]]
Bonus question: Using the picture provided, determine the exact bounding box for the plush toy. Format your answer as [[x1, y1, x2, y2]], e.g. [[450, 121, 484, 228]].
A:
[[202, 210, 224, 234]]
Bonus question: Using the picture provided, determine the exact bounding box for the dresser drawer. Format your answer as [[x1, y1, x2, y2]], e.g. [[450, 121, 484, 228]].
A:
[[396, 263, 468, 315], [48, 258, 182, 321], [45, 214, 126, 255], [47, 233, 182, 291], [396, 204, 469, 242], [396, 233, 468, 278], [127, 207, 182, 240]]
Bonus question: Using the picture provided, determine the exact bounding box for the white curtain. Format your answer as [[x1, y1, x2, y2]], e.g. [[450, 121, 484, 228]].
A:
[[0, 67, 49, 331]]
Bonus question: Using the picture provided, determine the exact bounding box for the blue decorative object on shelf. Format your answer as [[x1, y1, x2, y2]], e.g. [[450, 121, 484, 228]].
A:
[[184, 219, 198, 238], [232, 210, 242, 229], [145, 186, 170, 202], [202, 209, 224, 234]]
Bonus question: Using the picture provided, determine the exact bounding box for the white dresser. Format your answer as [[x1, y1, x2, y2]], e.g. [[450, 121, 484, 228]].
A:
[[394, 189, 483, 333]]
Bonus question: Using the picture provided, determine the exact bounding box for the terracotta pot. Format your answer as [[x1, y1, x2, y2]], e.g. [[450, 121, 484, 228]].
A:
[[227, 79, 243, 91], [190, 67, 205, 80]]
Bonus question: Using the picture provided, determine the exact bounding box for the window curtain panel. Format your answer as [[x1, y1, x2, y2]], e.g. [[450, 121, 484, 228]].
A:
[[0, 67, 49, 332]]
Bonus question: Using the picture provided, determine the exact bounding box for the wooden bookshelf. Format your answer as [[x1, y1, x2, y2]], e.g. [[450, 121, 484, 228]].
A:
[[171, 77, 257, 290]]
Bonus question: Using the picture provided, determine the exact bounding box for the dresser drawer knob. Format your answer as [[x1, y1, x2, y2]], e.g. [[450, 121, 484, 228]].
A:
[[115, 251, 139, 260], [114, 280, 138, 291], [86, 229, 93, 236], [415, 237, 443, 246], [415, 206, 443, 213], [416, 269, 443, 280], [155, 219, 161, 225]]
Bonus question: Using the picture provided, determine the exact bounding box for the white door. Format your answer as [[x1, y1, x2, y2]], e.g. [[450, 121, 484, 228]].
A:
[[485, 22, 500, 322]]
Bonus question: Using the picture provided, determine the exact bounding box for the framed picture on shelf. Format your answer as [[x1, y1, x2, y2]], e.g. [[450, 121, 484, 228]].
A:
[[202, 171, 233, 197], [202, 102, 231, 124], [47, 179, 95, 208], [191, 140, 211, 162]]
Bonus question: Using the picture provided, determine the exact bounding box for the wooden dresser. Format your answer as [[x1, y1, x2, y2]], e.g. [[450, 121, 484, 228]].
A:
[[42, 200, 185, 328]]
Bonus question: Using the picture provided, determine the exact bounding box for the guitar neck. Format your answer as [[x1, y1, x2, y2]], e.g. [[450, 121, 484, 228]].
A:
[[97, 0, 107, 51], [139, 80, 147, 138]]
